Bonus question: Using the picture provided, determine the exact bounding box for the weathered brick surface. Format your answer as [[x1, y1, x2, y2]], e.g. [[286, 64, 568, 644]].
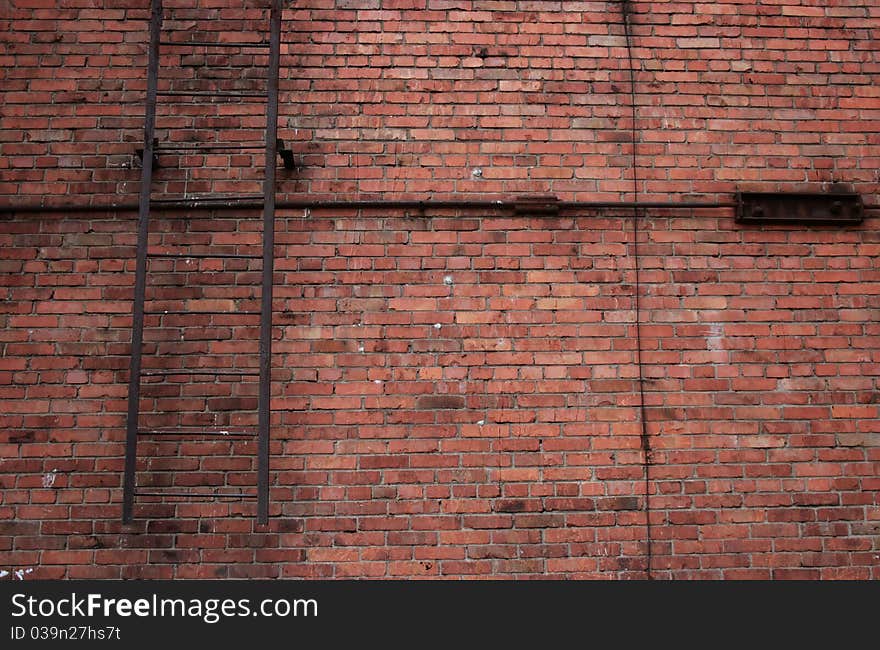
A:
[[1, 209, 878, 579], [1, 1, 879, 579], [0, 0, 878, 204]]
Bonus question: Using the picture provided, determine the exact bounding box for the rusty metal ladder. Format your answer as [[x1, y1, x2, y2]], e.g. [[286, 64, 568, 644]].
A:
[[122, 0, 287, 524]]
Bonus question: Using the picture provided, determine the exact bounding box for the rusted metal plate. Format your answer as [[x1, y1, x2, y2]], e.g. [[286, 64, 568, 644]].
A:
[[736, 192, 864, 224]]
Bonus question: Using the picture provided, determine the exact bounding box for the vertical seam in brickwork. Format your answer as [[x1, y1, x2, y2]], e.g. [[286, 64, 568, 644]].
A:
[[620, 0, 653, 581]]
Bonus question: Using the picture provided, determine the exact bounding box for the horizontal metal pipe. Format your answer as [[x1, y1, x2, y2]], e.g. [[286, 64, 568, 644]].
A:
[[1, 201, 140, 214], [4, 197, 877, 216], [0, 198, 741, 214]]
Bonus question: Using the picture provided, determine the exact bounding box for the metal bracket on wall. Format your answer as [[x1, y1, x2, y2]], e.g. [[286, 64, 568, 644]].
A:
[[135, 138, 161, 170], [736, 192, 864, 225], [277, 139, 296, 170], [135, 137, 296, 170]]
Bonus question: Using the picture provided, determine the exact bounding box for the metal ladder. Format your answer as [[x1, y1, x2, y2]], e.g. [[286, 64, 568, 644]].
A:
[[123, 0, 287, 524]]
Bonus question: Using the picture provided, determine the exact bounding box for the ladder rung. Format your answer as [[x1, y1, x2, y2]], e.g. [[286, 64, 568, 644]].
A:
[[160, 40, 271, 49], [133, 490, 257, 500], [150, 194, 264, 207], [155, 143, 265, 152], [157, 90, 267, 98], [147, 252, 262, 260], [141, 369, 259, 376], [138, 428, 256, 438], [144, 311, 260, 316]]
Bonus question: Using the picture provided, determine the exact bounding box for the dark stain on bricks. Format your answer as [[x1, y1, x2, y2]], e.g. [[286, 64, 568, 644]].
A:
[[495, 499, 527, 513], [605, 497, 640, 511], [207, 397, 258, 411], [151, 549, 198, 563], [0, 521, 40, 535], [416, 395, 465, 409]]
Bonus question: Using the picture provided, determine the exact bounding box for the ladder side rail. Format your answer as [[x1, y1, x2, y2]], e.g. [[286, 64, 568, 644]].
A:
[[257, 0, 282, 524], [123, 0, 164, 524]]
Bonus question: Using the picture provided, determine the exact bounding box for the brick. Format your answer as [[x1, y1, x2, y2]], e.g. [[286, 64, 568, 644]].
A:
[[415, 395, 466, 410]]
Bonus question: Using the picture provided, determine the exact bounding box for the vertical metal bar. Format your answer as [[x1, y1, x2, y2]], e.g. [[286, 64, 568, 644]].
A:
[[123, 0, 163, 523], [258, 0, 281, 524], [621, 0, 653, 580]]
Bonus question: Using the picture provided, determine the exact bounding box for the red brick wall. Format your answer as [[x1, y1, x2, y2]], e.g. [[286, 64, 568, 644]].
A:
[[2, 208, 879, 579], [2, 0, 879, 204], [1, 1, 879, 579]]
